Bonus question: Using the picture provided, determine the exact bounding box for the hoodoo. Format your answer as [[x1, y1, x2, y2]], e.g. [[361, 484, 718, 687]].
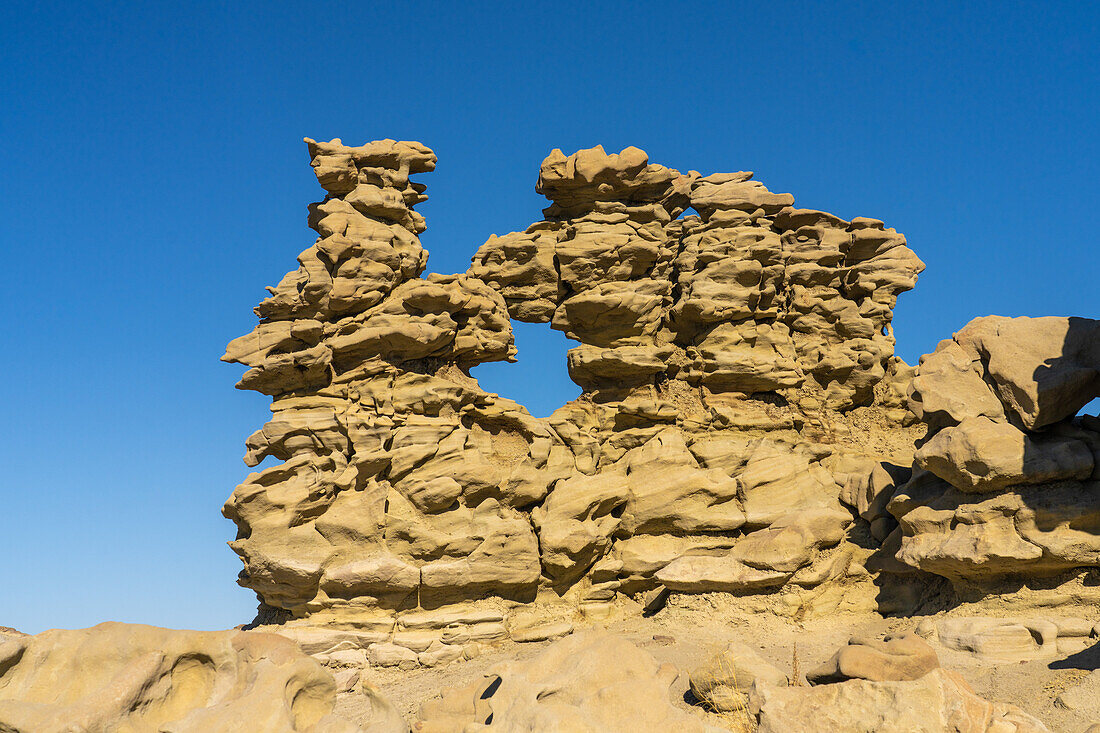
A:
[[221, 139, 951, 658]]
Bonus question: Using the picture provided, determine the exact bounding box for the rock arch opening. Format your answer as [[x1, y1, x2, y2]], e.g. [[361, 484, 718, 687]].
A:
[[470, 321, 580, 418]]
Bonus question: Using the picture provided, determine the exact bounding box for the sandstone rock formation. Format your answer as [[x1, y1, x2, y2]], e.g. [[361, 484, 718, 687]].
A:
[[0, 622, 401, 732], [888, 316, 1100, 598], [414, 630, 721, 732], [410, 629, 1052, 733], [223, 138, 539, 629], [222, 138, 928, 653], [470, 145, 925, 411], [1055, 669, 1100, 717], [806, 632, 939, 684], [0, 627, 24, 643], [928, 616, 1099, 662]]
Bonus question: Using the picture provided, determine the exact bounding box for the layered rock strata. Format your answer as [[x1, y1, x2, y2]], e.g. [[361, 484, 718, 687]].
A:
[[223, 139, 926, 663], [888, 316, 1100, 599], [925, 615, 1100, 662]]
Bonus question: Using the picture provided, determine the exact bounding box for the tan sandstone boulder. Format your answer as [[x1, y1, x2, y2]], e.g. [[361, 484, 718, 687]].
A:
[[915, 416, 1093, 492], [807, 632, 939, 684], [689, 640, 789, 712], [934, 617, 1060, 662], [893, 315, 1100, 594], [910, 316, 1100, 431]]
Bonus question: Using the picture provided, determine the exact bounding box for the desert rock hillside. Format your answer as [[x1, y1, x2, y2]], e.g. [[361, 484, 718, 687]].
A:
[[4, 139, 1097, 732]]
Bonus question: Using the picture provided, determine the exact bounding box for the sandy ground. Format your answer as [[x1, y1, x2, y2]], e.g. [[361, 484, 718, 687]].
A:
[[336, 602, 1100, 732]]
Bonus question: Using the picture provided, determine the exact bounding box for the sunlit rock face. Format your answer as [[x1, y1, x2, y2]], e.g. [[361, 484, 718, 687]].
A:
[[223, 138, 934, 661], [891, 315, 1100, 593], [471, 145, 926, 410]]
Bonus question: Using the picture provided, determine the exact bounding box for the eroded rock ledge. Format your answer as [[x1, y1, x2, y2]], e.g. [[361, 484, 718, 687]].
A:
[[889, 315, 1100, 598], [222, 138, 1100, 670]]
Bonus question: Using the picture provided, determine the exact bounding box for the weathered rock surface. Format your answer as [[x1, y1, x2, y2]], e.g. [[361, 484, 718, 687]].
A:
[[932, 616, 1097, 662], [1055, 670, 1100, 716], [754, 668, 1049, 732], [0, 622, 399, 732], [223, 137, 926, 650], [414, 630, 721, 732], [915, 416, 1093, 493], [471, 146, 925, 410], [807, 632, 939, 684], [908, 317, 1100, 431], [891, 315, 1100, 593]]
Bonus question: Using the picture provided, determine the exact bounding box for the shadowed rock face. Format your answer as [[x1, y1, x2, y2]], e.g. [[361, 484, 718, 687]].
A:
[[908, 316, 1100, 432], [222, 137, 932, 647], [890, 315, 1100, 589]]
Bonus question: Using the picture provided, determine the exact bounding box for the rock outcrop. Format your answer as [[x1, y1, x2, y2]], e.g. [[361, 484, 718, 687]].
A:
[[889, 316, 1100, 598], [0, 627, 24, 643], [927, 616, 1099, 662], [0, 622, 400, 732], [806, 632, 939, 684], [223, 138, 544, 631], [223, 137, 927, 662], [470, 145, 925, 411]]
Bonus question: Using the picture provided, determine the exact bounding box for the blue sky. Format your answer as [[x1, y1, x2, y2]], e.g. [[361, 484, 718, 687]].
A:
[[2, 1, 1097, 634]]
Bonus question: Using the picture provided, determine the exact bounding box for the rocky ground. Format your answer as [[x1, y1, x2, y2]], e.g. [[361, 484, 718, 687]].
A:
[[4, 609, 1096, 731], [340, 603, 1099, 732]]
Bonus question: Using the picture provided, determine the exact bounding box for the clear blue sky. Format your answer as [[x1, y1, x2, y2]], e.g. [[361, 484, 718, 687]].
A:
[[2, 1, 1097, 634]]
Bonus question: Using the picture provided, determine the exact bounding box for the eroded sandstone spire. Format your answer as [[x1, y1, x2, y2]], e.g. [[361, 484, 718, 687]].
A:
[[470, 144, 926, 409], [223, 139, 927, 663]]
